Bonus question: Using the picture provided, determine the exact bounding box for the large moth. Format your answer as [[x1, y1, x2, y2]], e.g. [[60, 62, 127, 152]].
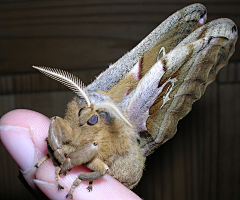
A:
[[34, 3, 238, 199]]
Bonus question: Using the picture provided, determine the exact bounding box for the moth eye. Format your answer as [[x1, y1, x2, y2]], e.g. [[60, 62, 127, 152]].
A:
[[87, 115, 98, 125], [78, 107, 85, 116]]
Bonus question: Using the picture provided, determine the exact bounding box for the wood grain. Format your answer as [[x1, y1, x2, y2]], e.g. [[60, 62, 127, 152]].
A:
[[0, 1, 239, 199], [0, 1, 239, 75]]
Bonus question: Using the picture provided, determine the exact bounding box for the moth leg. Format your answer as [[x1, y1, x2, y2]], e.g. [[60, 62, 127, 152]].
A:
[[86, 170, 93, 192], [48, 116, 73, 166], [60, 158, 73, 175], [48, 116, 73, 163], [66, 158, 109, 199], [60, 141, 99, 176], [87, 179, 93, 191], [34, 154, 50, 168], [35, 116, 68, 168], [47, 116, 73, 189], [55, 166, 64, 190]]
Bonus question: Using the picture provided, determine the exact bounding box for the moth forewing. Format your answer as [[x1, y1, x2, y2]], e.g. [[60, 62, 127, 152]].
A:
[[87, 3, 207, 92]]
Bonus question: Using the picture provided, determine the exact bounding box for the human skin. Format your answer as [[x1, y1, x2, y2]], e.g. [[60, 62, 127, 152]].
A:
[[0, 109, 141, 200]]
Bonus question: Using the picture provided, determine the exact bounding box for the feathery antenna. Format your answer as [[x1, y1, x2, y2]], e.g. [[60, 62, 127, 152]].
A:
[[32, 66, 91, 107]]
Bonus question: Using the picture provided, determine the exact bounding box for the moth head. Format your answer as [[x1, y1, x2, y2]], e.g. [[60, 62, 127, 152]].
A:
[[67, 94, 132, 130], [64, 95, 133, 159], [33, 66, 133, 154]]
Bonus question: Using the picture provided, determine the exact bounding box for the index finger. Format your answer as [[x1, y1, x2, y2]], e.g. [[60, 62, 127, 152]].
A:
[[0, 109, 141, 200]]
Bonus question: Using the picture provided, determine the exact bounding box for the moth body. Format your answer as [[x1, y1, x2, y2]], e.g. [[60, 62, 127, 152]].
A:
[[34, 3, 237, 199]]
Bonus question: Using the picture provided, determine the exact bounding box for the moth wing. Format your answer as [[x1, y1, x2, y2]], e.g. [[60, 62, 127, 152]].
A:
[[87, 3, 207, 93], [120, 18, 237, 156]]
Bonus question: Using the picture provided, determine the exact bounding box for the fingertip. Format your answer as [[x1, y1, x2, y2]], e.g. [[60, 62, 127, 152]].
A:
[[0, 109, 51, 189], [0, 109, 50, 154], [0, 125, 34, 173]]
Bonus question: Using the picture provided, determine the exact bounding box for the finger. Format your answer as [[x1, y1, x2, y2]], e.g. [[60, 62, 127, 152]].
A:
[[35, 159, 141, 200], [0, 109, 141, 200], [0, 109, 50, 189]]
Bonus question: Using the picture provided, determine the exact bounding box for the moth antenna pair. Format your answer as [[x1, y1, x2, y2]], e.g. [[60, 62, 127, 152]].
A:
[[32, 66, 132, 127]]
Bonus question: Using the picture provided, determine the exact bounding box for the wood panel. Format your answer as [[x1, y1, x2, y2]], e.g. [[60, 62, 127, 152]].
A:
[[0, 0, 239, 75], [0, 68, 103, 95], [218, 84, 240, 200], [218, 62, 240, 83], [0, 1, 239, 200]]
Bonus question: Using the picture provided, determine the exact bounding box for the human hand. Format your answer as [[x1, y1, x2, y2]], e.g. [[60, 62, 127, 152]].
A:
[[0, 109, 141, 200]]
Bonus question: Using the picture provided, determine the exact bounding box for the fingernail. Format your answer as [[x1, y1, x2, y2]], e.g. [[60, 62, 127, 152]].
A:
[[0, 125, 35, 173], [34, 179, 56, 187], [34, 179, 67, 200]]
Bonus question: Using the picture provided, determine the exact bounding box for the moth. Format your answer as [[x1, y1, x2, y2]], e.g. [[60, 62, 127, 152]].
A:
[[34, 3, 238, 199]]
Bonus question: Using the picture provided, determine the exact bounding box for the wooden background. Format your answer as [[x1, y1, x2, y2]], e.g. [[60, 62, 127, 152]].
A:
[[0, 1, 239, 199]]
